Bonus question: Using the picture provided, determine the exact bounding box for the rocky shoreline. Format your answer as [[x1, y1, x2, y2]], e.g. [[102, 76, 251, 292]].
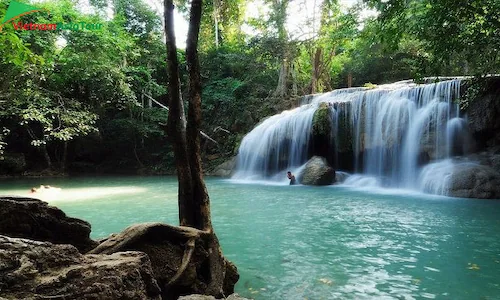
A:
[[0, 196, 248, 300]]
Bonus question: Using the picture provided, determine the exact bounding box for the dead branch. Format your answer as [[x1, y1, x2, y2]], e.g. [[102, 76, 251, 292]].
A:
[[213, 126, 230, 134], [200, 130, 218, 144]]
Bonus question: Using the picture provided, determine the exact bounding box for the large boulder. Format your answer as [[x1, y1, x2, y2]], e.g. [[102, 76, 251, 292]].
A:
[[447, 164, 500, 199], [0, 196, 98, 253], [298, 156, 335, 185], [420, 161, 500, 199], [0, 235, 161, 299], [90, 223, 239, 300]]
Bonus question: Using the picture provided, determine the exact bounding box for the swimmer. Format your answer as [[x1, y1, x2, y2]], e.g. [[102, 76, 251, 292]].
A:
[[287, 171, 296, 185]]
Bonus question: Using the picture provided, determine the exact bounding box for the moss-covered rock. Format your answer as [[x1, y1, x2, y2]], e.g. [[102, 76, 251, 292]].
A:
[[312, 102, 332, 136], [310, 103, 335, 166]]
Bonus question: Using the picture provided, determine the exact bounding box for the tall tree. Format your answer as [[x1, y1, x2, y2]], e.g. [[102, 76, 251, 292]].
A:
[[164, 0, 233, 296], [270, 0, 291, 98]]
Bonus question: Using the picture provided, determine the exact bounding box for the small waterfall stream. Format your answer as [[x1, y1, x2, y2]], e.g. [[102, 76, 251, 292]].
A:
[[233, 79, 473, 194]]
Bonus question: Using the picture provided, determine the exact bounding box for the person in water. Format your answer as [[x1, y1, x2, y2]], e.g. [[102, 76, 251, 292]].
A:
[[30, 185, 59, 193], [287, 171, 296, 185]]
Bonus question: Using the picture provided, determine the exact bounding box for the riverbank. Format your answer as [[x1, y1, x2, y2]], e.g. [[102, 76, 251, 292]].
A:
[[0, 195, 242, 299]]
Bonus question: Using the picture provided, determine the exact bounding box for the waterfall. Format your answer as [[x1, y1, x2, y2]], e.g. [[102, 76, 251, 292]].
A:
[[233, 79, 473, 194], [232, 105, 316, 180]]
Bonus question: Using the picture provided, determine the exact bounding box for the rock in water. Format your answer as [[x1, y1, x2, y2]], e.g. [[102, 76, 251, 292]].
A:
[[0, 235, 161, 299], [420, 161, 500, 199], [448, 164, 500, 199], [0, 196, 98, 253], [298, 156, 336, 185]]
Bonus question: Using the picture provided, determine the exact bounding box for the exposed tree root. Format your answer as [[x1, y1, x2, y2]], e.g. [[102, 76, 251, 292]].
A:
[[89, 222, 209, 255], [167, 237, 196, 286]]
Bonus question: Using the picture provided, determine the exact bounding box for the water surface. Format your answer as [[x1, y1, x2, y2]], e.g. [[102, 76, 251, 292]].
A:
[[1, 176, 499, 299]]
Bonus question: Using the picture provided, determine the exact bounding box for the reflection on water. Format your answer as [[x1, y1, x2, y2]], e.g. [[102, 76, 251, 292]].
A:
[[27, 186, 147, 203], [1, 176, 500, 300]]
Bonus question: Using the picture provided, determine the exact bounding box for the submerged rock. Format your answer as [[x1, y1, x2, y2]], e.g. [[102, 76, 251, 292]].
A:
[[0, 235, 161, 299], [298, 156, 335, 185], [0, 196, 98, 253]]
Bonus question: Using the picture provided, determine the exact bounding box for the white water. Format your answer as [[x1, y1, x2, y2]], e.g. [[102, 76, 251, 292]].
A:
[[233, 79, 474, 196]]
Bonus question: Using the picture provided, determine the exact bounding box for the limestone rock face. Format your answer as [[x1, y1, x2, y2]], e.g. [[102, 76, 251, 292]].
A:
[[0, 196, 98, 253], [298, 156, 335, 185], [0, 235, 161, 300], [447, 164, 500, 199], [466, 78, 500, 148]]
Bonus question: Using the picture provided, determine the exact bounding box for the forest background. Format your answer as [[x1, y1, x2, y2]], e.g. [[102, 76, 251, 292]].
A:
[[0, 0, 498, 176]]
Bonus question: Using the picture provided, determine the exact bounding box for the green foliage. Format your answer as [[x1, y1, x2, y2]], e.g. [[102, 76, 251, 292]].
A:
[[1, 0, 496, 175], [365, 0, 500, 76], [0, 0, 170, 173]]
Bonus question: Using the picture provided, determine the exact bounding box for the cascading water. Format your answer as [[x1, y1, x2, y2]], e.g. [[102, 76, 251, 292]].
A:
[[232, 88, 363, 181], [233, 79, 474, 195]]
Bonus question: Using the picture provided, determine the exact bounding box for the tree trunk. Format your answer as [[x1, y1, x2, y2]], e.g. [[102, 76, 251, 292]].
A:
[[272, 0, 291, 98], [41, 144, 52, 169], [185, 0, 212, 231], [164, 0, 195, 227], [164, 1, 234, 297], [185, 1, 227, 295], [213, 0, 220, 48], [311, 47, 322, 94], [61, 141, 68, 171]]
